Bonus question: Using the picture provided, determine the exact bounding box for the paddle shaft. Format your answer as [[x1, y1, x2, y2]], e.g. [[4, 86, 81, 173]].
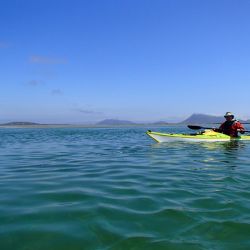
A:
[[188, 125, 250, 133]]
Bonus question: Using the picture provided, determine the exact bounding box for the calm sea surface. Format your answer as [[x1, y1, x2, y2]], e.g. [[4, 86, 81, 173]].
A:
[[1, 126, 250, 250]]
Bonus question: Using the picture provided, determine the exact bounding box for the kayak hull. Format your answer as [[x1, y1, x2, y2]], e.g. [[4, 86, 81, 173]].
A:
[[146, 130, 250, 143]]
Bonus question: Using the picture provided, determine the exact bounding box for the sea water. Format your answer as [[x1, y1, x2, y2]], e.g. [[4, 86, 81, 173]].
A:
[[0, 126, 250, 250]]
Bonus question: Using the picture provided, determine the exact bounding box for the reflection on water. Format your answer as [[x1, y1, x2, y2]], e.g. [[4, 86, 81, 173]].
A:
[[151, 140, 246, 150], [150, 139, 250, 171], [199, 140, 245, 150]]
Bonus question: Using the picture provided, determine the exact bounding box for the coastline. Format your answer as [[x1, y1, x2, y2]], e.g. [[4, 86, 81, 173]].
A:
[[0, 123, 180, 129]]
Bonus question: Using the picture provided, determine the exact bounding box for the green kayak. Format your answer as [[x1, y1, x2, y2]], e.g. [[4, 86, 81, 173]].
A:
[[146, 130, 250, 143]]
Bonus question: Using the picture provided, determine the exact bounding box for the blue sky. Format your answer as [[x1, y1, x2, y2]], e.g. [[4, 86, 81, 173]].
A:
[[0, 0, 250, 123]]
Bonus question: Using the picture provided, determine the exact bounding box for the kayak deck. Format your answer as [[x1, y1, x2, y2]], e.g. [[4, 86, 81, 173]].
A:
[[146, 130, 250, 142]]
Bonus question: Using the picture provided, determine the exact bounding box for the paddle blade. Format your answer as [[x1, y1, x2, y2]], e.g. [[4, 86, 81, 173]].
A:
[[187, 125, 203, 130]]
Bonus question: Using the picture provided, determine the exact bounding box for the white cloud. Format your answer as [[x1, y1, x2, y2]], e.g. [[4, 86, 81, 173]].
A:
[[27, 80, 43, 86], [73, 108, 103, 115], [30, 55, 67, 64], [51, 89, 63, 95], [0, 42, 9, 48]]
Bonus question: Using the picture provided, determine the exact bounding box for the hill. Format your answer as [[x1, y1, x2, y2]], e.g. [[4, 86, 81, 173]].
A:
[[96, 119, 136, 125], [151, 121, 170, 125], [180, 114, 224, 124], [1, 122, 40, 126]]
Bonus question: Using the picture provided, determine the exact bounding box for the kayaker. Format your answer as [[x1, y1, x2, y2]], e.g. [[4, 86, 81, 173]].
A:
[[215, 112, 245, 137]]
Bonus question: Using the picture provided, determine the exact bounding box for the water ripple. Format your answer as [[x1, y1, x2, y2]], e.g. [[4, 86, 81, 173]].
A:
[[1, 127, 250, 249]]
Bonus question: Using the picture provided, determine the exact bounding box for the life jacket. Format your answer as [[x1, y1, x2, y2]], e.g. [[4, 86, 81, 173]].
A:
[[220, 120, 239, 137]]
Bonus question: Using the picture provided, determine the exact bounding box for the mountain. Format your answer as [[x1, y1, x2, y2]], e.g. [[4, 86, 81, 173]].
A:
[[96, 119, 136, 125], [1, 122, 40, 126], [151, 121, 170, 125], [180, 114, 224, 124]]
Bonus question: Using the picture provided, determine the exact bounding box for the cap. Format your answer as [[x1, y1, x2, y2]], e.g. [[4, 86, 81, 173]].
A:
[[224, 112, 234, 118]]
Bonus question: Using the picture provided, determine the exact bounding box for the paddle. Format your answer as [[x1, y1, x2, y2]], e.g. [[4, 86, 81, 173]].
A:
[[188, 125, 250, 133], [187, 125, 215, 130]]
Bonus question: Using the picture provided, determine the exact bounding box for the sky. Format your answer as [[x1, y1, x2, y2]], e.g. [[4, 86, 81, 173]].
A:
[[0, 0, 250, 123]]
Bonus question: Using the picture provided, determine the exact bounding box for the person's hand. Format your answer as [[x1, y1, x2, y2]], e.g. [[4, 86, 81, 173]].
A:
[[238, 129, 245, 134]]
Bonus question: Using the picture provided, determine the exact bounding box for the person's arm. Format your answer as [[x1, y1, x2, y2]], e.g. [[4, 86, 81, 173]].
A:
[[237, 122, 245, 134], [213, 123, 224, 132]]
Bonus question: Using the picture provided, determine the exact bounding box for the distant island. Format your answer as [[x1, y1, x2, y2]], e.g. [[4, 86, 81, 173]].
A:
[[180, 113, 250, 124], [96, 119, 136, 125], [1, 122, 41, 126], [1, 114, 249, 127], [96, 114, 250, 125], [96, 119, 171, 126], [0, 122, 69, 128]]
